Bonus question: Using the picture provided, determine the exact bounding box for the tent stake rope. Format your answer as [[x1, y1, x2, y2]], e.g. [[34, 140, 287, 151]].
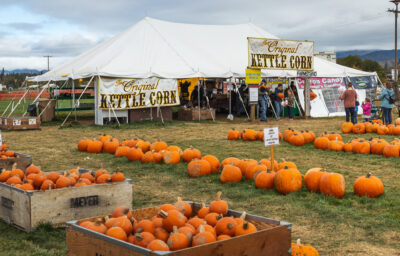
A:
[[1, 95, 17, 116], [7, 83, 30, 118], [60, 75, 95, 127]]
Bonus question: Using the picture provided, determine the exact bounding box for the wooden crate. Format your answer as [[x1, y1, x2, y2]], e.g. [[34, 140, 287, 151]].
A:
[[0, 152, 32, 171], [66, 202, 291, 256], [0, 169, 132, 232], [177, 108, 215, 121], [0, 116, 41, 131]]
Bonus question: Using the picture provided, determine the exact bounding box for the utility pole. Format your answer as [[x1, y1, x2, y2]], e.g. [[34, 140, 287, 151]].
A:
[[43, 55, 52, 71], [388, 0, 400, 103]]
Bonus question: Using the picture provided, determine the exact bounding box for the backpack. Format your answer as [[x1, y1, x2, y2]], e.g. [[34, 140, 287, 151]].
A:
[[387, 92, 395, 104]]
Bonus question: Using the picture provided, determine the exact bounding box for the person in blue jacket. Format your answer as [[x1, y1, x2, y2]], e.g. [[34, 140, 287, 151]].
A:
[[379, 82, 395, 124]]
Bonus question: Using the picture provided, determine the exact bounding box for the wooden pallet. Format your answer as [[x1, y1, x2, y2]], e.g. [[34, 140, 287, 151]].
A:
[[0, 116, 41, 131], [177, 108, 215, 121], [66, 202, 291, 256], [0, 152, 32, 171], [0, 169, 132, 232]]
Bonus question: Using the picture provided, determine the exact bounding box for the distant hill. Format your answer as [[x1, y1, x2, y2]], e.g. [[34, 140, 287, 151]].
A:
[[337, 49, 400, 68], [3, 69, 47, 74]]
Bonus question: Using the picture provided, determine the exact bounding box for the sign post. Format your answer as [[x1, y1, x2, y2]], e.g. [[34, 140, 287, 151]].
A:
[[246, 68, 261, 121], [297, 71, 317, 119], [0, 131, 2, 147], [263, 127, 280, 170]]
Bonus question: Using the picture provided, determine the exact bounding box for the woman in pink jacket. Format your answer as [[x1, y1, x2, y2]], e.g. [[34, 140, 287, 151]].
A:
[[361, 97, 371, 122]]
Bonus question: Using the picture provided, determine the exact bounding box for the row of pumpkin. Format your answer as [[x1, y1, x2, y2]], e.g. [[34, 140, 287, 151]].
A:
[[79, 194, 319, 255], [0, 163, 125, 191], [77, 136, 384, 199], [228, 127, 400, 158], [341, 118, 400, 135]]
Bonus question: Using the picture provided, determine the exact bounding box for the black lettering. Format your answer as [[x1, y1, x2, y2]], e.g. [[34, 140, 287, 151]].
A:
[[157, 91, 163, 105], [251, 54, 257, 67], [139, 93, 146, 106], [275, 54, 281, 68], [290, 56, 295, 69], [301, 56, 307, 69], [116, 94, 123, 108], [170, 91, 177, 104], [1, 197, 14, 210], [281, 55, 287, 68], [149, 92, 156, 105], [257, 54, 263, 67], [100, 94, 108, 108], [132, 93, 139, 107], [307, 56, 312, 69], [295, 56, 301, 69], [70, 195, 99, 208], [163, 91, 170, 104]]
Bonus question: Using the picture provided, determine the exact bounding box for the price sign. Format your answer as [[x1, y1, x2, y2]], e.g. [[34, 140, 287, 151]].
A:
[[13, 119, 21, 126], [29, 119, 36, 125], [264, 127, 280, 147], [249, 86, 259, 103], [0, 131, 2, 147]]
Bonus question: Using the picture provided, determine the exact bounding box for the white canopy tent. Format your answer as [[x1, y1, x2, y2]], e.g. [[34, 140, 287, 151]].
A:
[[27, 17, 375, 82], [26, 17, 378, 120]]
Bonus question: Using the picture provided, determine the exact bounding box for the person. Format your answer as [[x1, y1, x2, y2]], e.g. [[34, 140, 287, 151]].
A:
[[236, 81, 247, 116], [340, 82, 358, 124], [361, 97, 371, 122], [274, 84, 283, 119], [286, 89, 296, 120], [190, 85, 204, 108], [379, 81, 394, 124], [354, 100, 359, 124], [258, 80, 268, 121]]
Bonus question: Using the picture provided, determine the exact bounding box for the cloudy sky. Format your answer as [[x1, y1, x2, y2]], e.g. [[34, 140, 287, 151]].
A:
[[0, 0, 395, 70]]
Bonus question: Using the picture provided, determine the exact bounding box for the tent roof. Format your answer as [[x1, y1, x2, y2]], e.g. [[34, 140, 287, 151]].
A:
[[28, 17, 375, 82]]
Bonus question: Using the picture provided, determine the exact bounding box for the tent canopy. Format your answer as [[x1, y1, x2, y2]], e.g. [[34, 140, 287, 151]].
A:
[[28, 17, 375, 82]]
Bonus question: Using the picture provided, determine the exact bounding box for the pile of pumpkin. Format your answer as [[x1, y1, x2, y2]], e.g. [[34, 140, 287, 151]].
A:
[[227, 128, 282, 141], [341, 118, 400, 136], [78, 135, 205, 165], [0, 144, 16, 159], [0, 163, 125, 191], [314, 132, 400, 158], [282, 129, 316, 146], [79, 193, 319, 254], [188, 156, 383, 199]]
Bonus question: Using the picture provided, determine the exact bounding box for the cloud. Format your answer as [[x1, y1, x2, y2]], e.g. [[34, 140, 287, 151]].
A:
[[7, 22, 42, 31], [0, 0, 397, 69]]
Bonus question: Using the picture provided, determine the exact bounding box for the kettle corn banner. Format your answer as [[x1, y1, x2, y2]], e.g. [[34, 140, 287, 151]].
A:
[[248, 38, 314, 71], [98, 77, 180, 110]]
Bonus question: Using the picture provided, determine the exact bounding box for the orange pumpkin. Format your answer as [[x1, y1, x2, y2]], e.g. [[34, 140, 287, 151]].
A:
[[209, 192, 228, 215], [201, 155, 220, 173], [220, 164, 242, 183], [274, 167, 302, 195], [254, 170, 275, 190], [319, 172, 346, 198], [341, 122, 353, 133], [163, 151, 181, 164], [353, 173, 384, 198], [227, 128, 240, 140], [304, 168, 326, 193], [187, 159, 211, 177]]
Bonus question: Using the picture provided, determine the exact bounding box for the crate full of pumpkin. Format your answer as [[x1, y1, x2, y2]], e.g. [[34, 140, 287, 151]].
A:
[[0, 144, 32, 170], [66, 192, 293, 256], [0, 164, 132, 232]]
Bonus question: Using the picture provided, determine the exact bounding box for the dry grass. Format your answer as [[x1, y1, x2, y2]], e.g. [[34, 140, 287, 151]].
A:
[[0, 116, 399, 255]]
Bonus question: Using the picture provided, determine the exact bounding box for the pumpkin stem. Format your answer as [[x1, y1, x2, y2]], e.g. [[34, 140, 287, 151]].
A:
[[134, 233, 144, 241], [296, 238, 301, 246], [158, 210, 168, 218], [366, 173, 372, 178], [11, 163, 16, 171], [172, 226, 178, 234], [243, 222, 249, 230], [201, 202, 206, 208], [240, 211, 247, 220], [216, 191, 222, 201], [280, 158, 286, 163], [227, 223, 234, 230], [198, 225, 205, 233]]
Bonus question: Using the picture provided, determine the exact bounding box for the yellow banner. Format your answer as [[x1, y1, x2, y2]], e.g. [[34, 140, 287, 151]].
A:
[[245, 68, 261, 84]]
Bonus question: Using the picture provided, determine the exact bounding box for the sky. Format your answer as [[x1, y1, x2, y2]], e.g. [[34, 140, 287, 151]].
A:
[[0, 0, 396, 70]]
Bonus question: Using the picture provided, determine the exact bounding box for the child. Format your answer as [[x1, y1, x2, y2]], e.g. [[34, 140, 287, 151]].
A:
[[361, 98, 371, 122], [354, 100, 359, 124], [287, 90, 296, 120]]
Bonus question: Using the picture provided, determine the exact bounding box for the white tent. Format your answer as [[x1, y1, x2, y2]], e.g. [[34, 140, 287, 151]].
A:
[[26, 17, 378, 120], [28, 17, 375, 82]]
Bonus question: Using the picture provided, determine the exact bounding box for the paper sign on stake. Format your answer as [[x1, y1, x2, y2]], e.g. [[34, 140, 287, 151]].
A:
[[264, 127, 280, 147], [0, 131, 2, 147]]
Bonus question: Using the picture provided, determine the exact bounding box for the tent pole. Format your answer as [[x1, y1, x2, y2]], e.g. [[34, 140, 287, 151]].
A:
[[8, 87, 30, 118], [72, 79, 77, 121], [203, 78, 215, 122], [198, 80, 200, 121]]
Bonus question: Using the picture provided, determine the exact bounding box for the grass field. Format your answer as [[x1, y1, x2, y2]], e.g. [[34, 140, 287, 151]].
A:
[[0, 116, 399, 255]]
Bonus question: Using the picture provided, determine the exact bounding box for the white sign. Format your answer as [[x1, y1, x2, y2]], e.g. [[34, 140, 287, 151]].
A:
[[249, 87, 259, 103], [29, 119, 36, 125], [98, 77, 180, 110], [264, 127, 280, 147], [0, 131, 2, 147], [297, 70, 317, 77], [248, 38, 314, 71], [13, 119, 21, 126]]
